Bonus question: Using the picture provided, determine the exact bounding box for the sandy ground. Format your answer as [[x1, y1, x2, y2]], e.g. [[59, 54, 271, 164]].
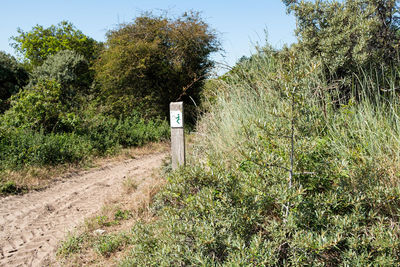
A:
[[0, 151, 167, 267]]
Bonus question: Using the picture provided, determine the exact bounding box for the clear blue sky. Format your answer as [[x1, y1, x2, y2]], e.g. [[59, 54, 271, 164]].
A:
[[0, 0, 296, 73]]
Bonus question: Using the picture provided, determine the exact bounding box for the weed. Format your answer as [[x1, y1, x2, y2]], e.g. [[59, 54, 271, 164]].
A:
[[122, 177, 138, 194], [114, 209, 132, 221], [95, 215, 117, 227], [57, 233, 87, 258], [94, 233, 130, 257]]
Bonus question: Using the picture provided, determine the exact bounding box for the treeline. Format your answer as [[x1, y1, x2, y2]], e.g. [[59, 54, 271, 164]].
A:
[[0, 12, 219, 191], [61, 1, 400, 265]]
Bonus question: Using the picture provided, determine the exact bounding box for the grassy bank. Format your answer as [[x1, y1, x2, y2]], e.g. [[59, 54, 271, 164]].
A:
[[60, 48, 400, 266]]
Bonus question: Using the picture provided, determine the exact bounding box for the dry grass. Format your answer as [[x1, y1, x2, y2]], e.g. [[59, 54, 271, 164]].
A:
[[1, 141, 169, 194], [122, 177, 138, 194]]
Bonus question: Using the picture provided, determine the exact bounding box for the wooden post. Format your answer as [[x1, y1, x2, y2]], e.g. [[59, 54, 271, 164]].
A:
[[170, 102, 185, 169]]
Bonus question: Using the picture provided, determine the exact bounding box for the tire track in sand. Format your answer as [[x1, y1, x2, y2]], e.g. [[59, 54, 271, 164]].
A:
[[0, 152, 167, 267]]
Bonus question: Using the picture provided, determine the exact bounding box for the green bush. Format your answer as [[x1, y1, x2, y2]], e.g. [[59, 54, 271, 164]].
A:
[[94, 11, 220, 122], [31, 50, 92, 100], [11, 20, 101, 67], [120, 47, 400, 265], [0, 181, 25, 195], [115, 113, 170, 147], [0, 128, 92, 169], [1, 51, 95, 134], [283, 0, 400, 94], [76, 111, 169, 154], [57, 233, 87, 257], [75, 112, 120, 154], [0, 108, 169, 170], [3, 79, 72, 132]]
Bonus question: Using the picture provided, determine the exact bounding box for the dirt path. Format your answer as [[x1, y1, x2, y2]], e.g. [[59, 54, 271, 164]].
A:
[[0, 151, 167, 267]]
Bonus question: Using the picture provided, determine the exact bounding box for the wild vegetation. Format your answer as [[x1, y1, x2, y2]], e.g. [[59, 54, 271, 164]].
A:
[[1, 0, 400, 265], [59, 0, 400, 265], [0, 12, 218, 195], [94, 11, 219, 122], [11, 21, 101, 67]]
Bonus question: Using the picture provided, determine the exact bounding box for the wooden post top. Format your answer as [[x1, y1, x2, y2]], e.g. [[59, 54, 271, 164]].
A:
[[170, 101, 183, 111]]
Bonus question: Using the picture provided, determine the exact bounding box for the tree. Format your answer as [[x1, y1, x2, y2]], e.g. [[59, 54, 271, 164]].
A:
[[4, 79, 68, 132], [94, 11, 220, 121], [0, 51, 28, 112], [31, 50, 91, 102], [11, 21, 101, 67], [2, 51, 92, 133], [283, 0, 400, 83]]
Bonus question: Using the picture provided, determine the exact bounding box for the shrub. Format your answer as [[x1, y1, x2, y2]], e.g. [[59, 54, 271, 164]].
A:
[[3, 51, 96, 133], [0, 108, 169, 170], [0, 181, 24, 195], [0, 128, 92, 169], [31, 50, 92, 100], [11, 21, 101, 67], [283, 0, 400, 93], [57, 233, 87, 257], [94, 233, 130, 257], [120, 47, 400, 265], [3, 79, 71, 132], [114, 113, 170, 147], [78, 111, 169, 154], [94, 11, 220, 122]]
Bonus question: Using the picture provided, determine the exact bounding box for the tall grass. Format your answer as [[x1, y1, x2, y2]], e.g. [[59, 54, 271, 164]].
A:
[[67, 48, 400, 265], [194, 52, 280, 166]]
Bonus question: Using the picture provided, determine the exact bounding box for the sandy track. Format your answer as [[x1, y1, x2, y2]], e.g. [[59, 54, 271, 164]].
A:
[[0, 152, 167, 267]]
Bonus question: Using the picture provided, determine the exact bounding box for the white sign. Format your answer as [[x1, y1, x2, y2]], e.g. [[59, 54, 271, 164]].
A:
[[170, 110, 183, 128]]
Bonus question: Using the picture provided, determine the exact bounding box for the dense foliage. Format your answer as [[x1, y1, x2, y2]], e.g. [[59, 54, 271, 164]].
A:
[[7, 2, 400, 264], [0, 111, 169, 170], [11, 21, 101, 67], [3, 51, 95, 133], [0, 51, 28, 112], [58, 1, 400, 265], [4, 79, 70, 132], [1, 18, 187, 191], [283, 0, 400, 92], [94, 12, 219, 121], [30, 50, 92, 100], [109, 44, 400, 265]]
